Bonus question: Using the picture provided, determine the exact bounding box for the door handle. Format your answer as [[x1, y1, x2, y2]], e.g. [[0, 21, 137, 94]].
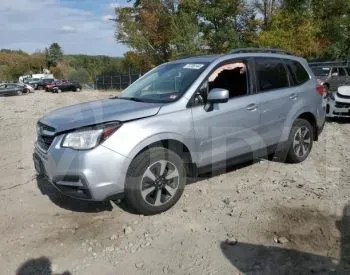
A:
[[289, 93, 298, 100], [246, 103, 258, 111]]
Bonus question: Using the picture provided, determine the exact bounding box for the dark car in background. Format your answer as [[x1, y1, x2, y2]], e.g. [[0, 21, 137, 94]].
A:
[[52, 81, 82, 93], [0, 83, 25, 96], [25, 78, 41, 89]]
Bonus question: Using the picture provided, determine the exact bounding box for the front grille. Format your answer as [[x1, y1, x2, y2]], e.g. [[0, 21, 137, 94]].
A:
[[335, 102, 350, 108], [37, 123, 56, 151], [337, 93, 350, 99]]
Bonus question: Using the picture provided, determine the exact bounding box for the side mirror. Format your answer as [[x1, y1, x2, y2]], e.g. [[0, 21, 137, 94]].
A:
[[207, 88, 229, 104]]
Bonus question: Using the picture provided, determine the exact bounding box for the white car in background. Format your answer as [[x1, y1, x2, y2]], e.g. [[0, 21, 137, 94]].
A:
[[326, 86, 350, 118]]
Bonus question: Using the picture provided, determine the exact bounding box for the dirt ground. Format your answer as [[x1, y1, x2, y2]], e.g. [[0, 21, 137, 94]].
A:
[[0, 90, 350, 275]]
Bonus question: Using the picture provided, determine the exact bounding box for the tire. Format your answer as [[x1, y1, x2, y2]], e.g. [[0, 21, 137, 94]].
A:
[[75, 88, 81, 92], [125, 147, 186, 215], [17, 90, 23, 96], [57, 89, 62, 93], [24, 88, 29, 94], [286, 119, 314, 163]]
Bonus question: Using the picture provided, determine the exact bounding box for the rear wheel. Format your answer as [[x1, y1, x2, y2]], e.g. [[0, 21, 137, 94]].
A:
[[125, 147, 186, 215], [17, 90, 23, 96], [286, 119, 314, 163]]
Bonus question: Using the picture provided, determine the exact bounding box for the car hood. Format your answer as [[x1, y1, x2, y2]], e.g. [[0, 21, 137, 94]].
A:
[[40, 98, 163, 133], [338, 86, 350, 96]]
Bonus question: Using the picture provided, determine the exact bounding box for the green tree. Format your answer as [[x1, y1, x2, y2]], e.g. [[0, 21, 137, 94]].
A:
[[257, 9, 322, 58], [46, 42, 63, 68]]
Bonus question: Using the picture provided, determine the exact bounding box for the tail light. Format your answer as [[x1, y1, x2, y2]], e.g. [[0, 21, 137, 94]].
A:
[[316, 85, 326, 97]]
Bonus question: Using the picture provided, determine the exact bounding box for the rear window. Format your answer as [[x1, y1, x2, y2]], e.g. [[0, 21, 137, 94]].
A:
[[311, 67, 330, 76], [285, 60, 310, 85], [255, 58, 289, 92]]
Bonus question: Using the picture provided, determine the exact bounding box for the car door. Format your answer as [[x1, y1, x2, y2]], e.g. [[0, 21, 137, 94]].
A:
[[338, 67, 347, 87], [346, 68, 350, 85], [328, 67, 338, 91], [191, 58, 261, 168], [255, 57, 299, 147]]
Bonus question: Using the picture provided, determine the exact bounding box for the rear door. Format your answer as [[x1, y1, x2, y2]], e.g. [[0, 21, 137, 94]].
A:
[[347, 68, 350, 85], [338, 67, 347, 87], [328, 67, 339, 91], [255, 57, 301, 147]]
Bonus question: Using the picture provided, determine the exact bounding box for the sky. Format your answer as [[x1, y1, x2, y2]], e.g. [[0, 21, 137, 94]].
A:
[[0, 0, 130, 56]]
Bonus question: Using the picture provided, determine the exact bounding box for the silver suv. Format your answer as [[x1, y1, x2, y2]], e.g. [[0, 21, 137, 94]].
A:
[[34, 49, 326, 214]]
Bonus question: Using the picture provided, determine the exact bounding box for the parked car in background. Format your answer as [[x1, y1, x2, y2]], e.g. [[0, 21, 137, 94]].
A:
[[52, 81, 82, 93], [45, 80, 61, 92], [17, 83, 35, 93], [34, 48, 326, 215], [0, 83, 25, 96], [37, 78, 55, 90], [310, 65, 350, 92], [326, 86, 350, 118], [25, 78, 41, 89]]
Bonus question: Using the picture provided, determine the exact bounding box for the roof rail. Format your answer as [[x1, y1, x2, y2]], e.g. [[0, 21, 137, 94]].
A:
[[230, 48, 293, 55]]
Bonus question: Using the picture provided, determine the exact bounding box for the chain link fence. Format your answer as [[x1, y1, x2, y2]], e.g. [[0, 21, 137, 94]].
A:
[[95, 72, 142, 90]]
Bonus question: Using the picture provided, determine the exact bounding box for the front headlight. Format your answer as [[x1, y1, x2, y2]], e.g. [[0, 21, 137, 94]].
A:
[[61, 123, 121, 150]]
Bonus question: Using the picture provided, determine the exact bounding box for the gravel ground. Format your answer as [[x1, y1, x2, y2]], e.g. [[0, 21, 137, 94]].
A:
[[0, 90, 350, 274]]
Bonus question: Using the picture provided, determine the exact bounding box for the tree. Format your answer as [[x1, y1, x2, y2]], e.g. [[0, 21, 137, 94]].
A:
[[257, 9, 322, 58], [46, 42, 63, 68], [253, 0, 280, 30]]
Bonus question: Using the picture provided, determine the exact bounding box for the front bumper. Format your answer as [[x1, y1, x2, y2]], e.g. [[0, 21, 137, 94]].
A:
[[33, 136, 129, 201], [326, 95, 350, 118]]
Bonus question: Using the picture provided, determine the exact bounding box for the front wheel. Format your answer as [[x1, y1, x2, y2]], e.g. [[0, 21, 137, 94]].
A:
[[17, 90, 23, 96], [286, 119, 314, 163], [125, 147, 186, 215], [75, 88, 81, 92]]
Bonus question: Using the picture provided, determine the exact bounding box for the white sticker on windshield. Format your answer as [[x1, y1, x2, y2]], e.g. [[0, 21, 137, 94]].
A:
[[184, 64, 204, 70]]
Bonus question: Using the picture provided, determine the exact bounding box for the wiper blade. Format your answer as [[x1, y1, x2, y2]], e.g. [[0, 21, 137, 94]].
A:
[[118, 97, 144, 102]]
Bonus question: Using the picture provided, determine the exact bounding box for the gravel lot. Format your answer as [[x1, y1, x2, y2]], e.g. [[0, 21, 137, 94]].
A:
[[0, 90, 350, 274]]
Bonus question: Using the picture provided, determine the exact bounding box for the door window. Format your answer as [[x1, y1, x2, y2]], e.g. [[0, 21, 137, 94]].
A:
[[285, 60, 310, 85], [255, 58, 289, 92], [208, 61, 248, 98], [339, 68, 346, 76], [331, 67, 339, 76]]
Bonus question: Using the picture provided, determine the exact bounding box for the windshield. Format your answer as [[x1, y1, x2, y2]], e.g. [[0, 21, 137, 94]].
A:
[[119, 62, 209, 103], [311, 67, 330, 77]]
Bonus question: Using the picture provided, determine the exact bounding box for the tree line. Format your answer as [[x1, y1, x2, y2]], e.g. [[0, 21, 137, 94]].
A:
[[115, 0, 350, 66], [0, 43, 148, 83]]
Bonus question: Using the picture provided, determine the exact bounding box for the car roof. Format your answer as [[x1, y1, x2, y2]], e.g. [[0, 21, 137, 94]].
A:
[[170, 50, 305, 65]]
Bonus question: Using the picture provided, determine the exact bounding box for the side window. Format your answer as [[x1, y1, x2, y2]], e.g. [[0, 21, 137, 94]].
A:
[[255, 58, 289, 92], [331, 67, 338, 76], [339, 68, 346, 76], [207, 61, 248, 98], [285, 60, 310, 85]]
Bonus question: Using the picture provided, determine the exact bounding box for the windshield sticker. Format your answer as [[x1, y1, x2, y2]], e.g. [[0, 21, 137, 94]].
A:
[[184, 64, 204, 70], [322, 68, 330, 70]]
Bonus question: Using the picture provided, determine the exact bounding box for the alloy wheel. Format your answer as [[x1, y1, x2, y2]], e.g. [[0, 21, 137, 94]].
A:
[[140, 160, 179, 206], [293, 126, 311, 158]]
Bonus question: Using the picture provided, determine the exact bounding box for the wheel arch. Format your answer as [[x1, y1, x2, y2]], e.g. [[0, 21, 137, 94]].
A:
[[297, 112, 318, 141], [129, 138, 197, 178]]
